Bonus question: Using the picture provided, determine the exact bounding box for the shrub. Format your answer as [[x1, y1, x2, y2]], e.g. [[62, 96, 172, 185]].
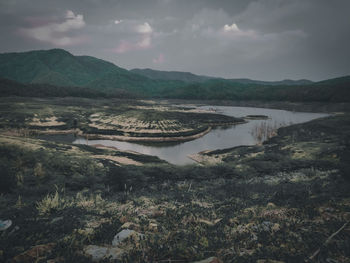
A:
[[34, 162, 45, 178], [0, 161, 16, 193], [251, 121, 280, 144], [36, 190, 70, 215]]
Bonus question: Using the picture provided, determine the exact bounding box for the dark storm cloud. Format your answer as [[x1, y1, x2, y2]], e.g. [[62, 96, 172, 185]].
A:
[[0, 0, 349, 80]]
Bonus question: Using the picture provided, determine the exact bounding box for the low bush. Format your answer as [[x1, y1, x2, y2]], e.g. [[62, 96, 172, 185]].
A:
[[0, 161, 15, 193]]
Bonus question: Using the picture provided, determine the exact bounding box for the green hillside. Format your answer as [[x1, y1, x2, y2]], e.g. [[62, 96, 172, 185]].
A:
[[130, 69, 314, 86], [0, 49, 187, 96], [131, 68, 314, 86], [0, 78, 133, 98], [161, 78, 350, 102], [0, 49, 348, 102], [228, 78, 313, 86], [130, 68, 215, 83], [0, 49, 130, 87], [87, 71, 186, 96]]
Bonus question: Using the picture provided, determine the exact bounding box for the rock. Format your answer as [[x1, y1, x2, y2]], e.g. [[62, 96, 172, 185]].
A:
[[0, 219, 12, 231], [83, 245, 123, 262], [112, 229, 144, 246], [112, 229, 134, 246], [192, 257, 223, 263], [85, 246, 107, 261], [12, 243, 55, 263]]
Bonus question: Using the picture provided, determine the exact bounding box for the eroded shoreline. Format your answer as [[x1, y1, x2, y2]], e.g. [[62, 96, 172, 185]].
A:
[[15, 121, 247, 143]]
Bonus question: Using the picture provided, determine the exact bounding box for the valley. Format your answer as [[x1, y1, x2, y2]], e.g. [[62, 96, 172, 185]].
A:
[[0, 49, 349, 263], [0, 96, 349, 262]]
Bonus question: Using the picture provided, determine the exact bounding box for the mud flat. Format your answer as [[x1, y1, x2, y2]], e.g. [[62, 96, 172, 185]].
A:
[[244, 114, 269, 120], [83, 127, 213, 142]]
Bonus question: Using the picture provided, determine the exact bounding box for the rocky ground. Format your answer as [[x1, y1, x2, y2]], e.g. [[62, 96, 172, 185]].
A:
[[0, 103, 349, 262]]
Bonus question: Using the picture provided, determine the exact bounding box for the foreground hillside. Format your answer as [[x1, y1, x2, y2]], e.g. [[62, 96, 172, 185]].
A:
[[0, 100, 349, 262]]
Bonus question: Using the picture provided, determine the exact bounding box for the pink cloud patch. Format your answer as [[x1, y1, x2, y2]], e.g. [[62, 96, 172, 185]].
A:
[[112, 40, 134, 53], [112, 35, 152, 54], [112, 22, 154, 54], [19, 10, 87, 46]]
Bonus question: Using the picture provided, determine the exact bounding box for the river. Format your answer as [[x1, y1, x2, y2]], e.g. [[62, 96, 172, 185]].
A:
[[73, 105, 328, 165]]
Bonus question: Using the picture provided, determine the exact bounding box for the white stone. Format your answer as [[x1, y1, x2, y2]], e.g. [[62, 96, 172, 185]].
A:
[[112, 228, 144, 246], [84, 245, 123, 262]]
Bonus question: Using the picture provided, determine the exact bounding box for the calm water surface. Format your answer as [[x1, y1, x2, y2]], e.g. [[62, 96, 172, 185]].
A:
[[73, 106, 328, 165]]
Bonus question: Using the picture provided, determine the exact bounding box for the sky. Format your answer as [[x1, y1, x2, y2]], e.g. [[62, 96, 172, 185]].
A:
[[0, 0, 349, 81]]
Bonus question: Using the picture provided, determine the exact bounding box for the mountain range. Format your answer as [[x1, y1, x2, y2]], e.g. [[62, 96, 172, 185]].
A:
[[0, 49, 349, 102], [131, 68, 314, 86]]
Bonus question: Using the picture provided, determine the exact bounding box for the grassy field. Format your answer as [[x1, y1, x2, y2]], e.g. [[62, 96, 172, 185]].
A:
[[0, 99, 349, 262]]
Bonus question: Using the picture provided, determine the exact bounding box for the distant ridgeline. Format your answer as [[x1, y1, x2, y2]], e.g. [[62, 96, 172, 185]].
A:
[[0, 49, 349, 102]]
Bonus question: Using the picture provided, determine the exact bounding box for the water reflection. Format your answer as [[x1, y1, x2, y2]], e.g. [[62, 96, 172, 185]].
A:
[[74, 106, 328, 165]]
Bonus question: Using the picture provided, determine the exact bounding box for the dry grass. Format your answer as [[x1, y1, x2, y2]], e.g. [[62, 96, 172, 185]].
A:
[[34, 163, 45, 178], [36, 190, 68, 215], [92, 155, 141, 166], [29, 116, 65, 127], [36, 190, 109, 216], [89, 113, 194, 134], [251, 121, 282, 144]]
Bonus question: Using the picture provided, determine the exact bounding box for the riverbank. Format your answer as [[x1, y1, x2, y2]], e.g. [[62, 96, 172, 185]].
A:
[[81, 126, 213, 142], [0, 97, 244, 144], [0, 108, 349, 262], [0, 98, 349, 262], [41, 120, 246, 143], [167, 99, 350, 113]]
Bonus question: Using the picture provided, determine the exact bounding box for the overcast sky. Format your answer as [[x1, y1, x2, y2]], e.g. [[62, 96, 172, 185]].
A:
[[0, 0, 349, 81]]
